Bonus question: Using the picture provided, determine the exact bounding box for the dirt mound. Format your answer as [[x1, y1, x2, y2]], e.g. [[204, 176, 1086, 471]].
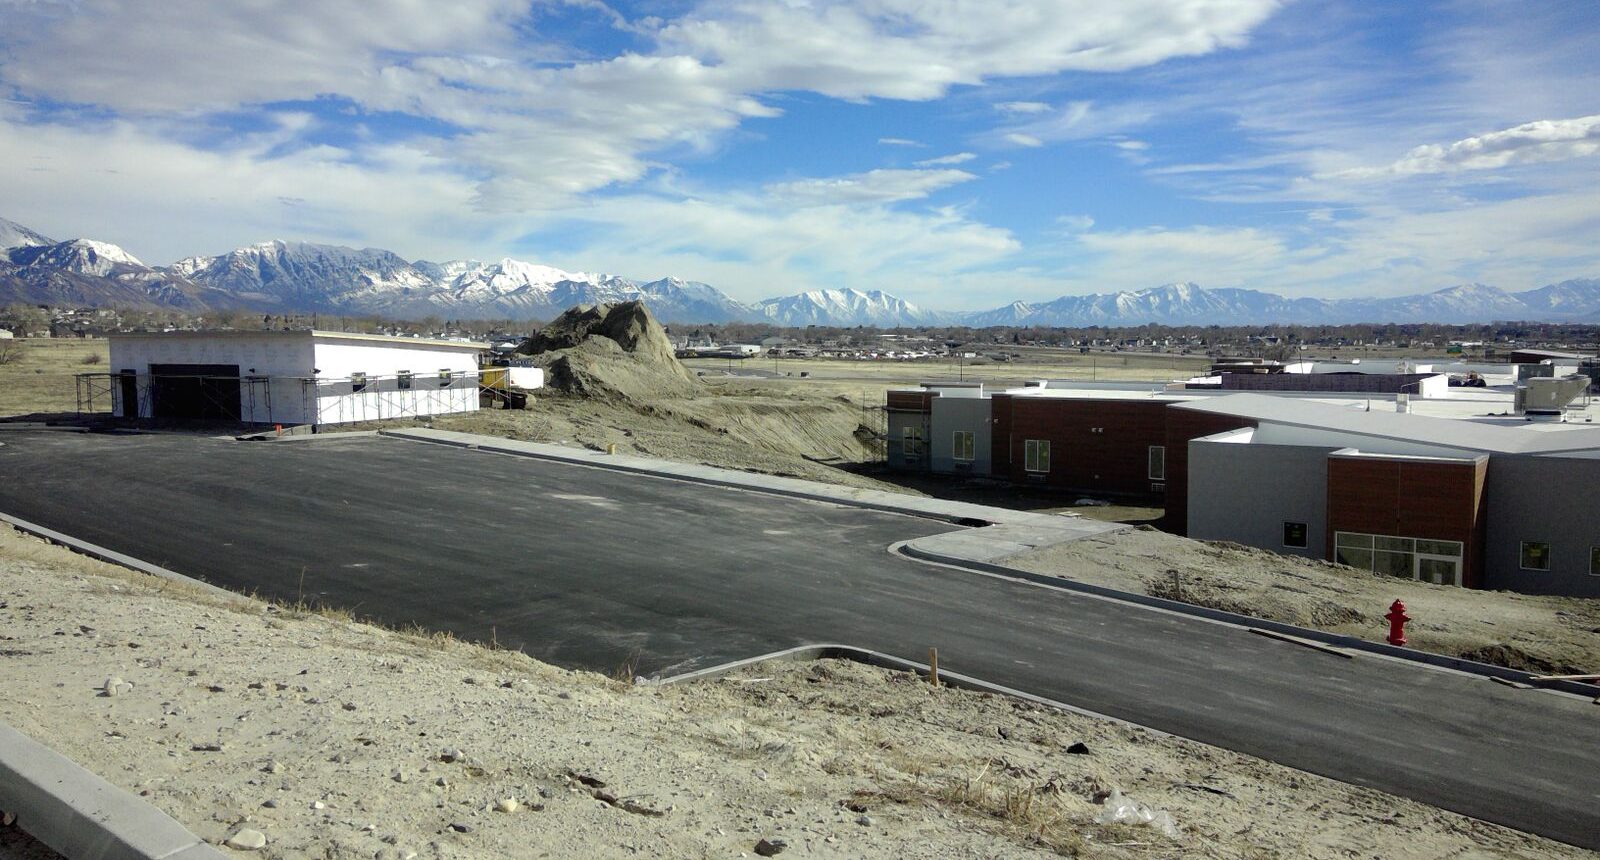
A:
[[517, 301, 696, 400]]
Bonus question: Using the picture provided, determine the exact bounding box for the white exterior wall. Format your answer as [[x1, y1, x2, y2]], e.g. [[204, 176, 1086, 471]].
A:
[[309, 338, 481, 425], [108, 333, 317, 422], [105, 333, 483, 425]]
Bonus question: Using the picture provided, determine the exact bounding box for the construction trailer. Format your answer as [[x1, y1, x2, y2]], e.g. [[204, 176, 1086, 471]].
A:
[[90, 330, 487, 427]]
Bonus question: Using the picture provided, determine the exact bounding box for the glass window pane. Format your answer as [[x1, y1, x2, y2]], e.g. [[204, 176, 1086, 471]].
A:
[[1415, 539, 1462, 557], [1374, 536, 1414, 552], [1335, 532, 1372, 549], [1038, 441, 1050, 472], [1521, 542, 1550, 571], [1335, 548, 1373, 570], [1373, 551, 1414, 577], [1591, 546, 1600, 576], [1283, 522, 1308, 548], [1418, 558, 1459, 586]]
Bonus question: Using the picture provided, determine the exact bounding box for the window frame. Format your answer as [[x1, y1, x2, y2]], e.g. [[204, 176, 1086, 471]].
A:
[[1282, 521, 1308, 549], [1147, 444, 1166, 481], [1023, 439, 1050, 473], [349, 371, 368, 393], [1520, 541, 1552, 572], [1590, 546, 1600, 577], [901, 425, 925, 458], [438, 368, 453, 388], [397, 370, 413, 391], [952, 430, 975, 462]]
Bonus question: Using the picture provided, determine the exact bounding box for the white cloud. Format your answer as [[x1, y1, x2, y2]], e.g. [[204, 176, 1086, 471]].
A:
[[995, 101, 1050, 115], [0, 0, 1281, 210], [763, 168, 976, 206], [1004, 133, 1043, 148], [1055, 214, 1095, 232], [878, 137, 923, 147], [1114, 140, 1149, 151], [1325, 114, 1600, 180], [914, 152, 976, 167]]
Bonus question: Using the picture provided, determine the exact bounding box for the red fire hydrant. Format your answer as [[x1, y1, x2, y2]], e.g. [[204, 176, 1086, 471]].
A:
[[1385, 600, 1410, 646]]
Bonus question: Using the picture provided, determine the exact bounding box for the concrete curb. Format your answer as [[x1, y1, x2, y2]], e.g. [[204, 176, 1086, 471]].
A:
[[644, 643, 1160, 732], [0, 512, 244, 605], [377, 428, 1120, 536], [896, 540, 1600, 699], [0, 722, 226, 860]]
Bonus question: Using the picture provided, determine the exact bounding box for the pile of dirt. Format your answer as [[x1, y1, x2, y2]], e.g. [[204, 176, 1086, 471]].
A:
[[517, 301, 696, 400]]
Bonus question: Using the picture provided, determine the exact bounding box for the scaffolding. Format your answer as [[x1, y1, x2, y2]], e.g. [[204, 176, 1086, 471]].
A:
[[74, 370, 485, 428]]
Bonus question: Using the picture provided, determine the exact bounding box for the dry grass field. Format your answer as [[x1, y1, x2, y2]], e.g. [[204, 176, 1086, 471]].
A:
[[0, 338, 110, 418]]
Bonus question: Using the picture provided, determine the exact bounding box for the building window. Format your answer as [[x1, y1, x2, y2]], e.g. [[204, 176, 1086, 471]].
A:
[[1024, 439, 1050, 473], [1147, 445, 1166, 481], [1335, 531, 1463, 585], [952, 430, 975, 462], [1591, 546, 1600, 576], [438, 369, 453, 387], [1283, 521, 1308, 549], [350, 371, 368, 393], [397, 370, 412, 390], [902, 426, 925, 458], [1520, 541, 1551, 571]]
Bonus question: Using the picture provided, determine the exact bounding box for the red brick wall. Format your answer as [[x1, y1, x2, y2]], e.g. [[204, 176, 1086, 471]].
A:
[[990, 398, 1169, 496], [1325, 456, 1487, 588], [1161, 409, 1257, 533], [886, 390, 934, 413]]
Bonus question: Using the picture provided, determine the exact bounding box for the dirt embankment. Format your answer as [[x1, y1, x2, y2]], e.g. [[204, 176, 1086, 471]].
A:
[[1011, 528, 1600, 676], [2, 527, 1588, 859], [447, 302, 890, 488]]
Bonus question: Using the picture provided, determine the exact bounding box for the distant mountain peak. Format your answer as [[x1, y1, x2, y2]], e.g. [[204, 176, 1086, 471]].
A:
[[0, 216, 55, 252]]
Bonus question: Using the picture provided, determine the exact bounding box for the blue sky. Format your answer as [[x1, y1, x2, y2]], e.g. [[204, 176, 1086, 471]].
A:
[[1, 0, 1598, 310]]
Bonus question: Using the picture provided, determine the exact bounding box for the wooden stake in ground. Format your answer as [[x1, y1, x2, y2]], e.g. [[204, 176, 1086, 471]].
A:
[[928, 647, 940, 688]]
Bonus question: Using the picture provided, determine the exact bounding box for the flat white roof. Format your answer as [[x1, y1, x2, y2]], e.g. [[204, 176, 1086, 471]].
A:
[[1174, 393, 1600, 455], [109, 329, 488, 351]]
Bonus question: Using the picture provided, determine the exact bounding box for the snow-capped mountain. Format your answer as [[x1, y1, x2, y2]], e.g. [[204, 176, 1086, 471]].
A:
[[4, 215, 1600, 326], [2, 233, 221, 311], [10, 239, 147, 277], [0, 217, 54, 252], [756, 289, 949, 326], [165, 238, 756, 323], [966, 281, 1600, 326]]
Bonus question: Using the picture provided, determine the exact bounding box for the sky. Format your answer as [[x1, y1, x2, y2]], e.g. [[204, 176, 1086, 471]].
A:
[[1, 0, 1597, 310]]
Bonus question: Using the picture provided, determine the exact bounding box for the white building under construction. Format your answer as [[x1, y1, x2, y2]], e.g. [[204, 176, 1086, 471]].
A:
[[102, 330, 487, 426]]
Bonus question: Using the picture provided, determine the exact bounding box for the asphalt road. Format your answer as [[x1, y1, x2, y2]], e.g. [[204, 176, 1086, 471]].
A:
[[2, 431, 1598, 849]]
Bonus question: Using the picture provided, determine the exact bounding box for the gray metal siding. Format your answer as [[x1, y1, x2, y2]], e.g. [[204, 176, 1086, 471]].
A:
[[1484, 455, 1600, 596], [929, 397, 992, 475], [1187, 439, 1334, 560]]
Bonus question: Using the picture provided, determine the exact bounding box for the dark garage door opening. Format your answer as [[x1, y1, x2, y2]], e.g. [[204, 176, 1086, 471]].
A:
[[149, 363, 242, 421]]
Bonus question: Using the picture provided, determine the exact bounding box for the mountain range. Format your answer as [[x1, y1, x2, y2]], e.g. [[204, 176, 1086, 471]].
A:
[[3, 216, 1599, 327]]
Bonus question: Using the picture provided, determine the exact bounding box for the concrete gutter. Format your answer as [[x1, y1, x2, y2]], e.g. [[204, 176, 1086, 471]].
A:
[[382, 428, 1599, 700], [0, 722, 226, 860]]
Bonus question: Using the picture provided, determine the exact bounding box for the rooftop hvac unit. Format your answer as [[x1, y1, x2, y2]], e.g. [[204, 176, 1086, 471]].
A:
[[1519, 374, 1591, 420]]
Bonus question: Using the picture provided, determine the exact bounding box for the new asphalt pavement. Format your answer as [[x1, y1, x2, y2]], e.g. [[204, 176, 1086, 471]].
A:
[[2, 430, 1598, 849]]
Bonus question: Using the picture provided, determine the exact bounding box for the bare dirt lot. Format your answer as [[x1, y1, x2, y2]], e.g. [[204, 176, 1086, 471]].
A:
[[1011, 528, 1600, 675], [2, 526, 1588, 859], [0, 338, 108, 418]]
